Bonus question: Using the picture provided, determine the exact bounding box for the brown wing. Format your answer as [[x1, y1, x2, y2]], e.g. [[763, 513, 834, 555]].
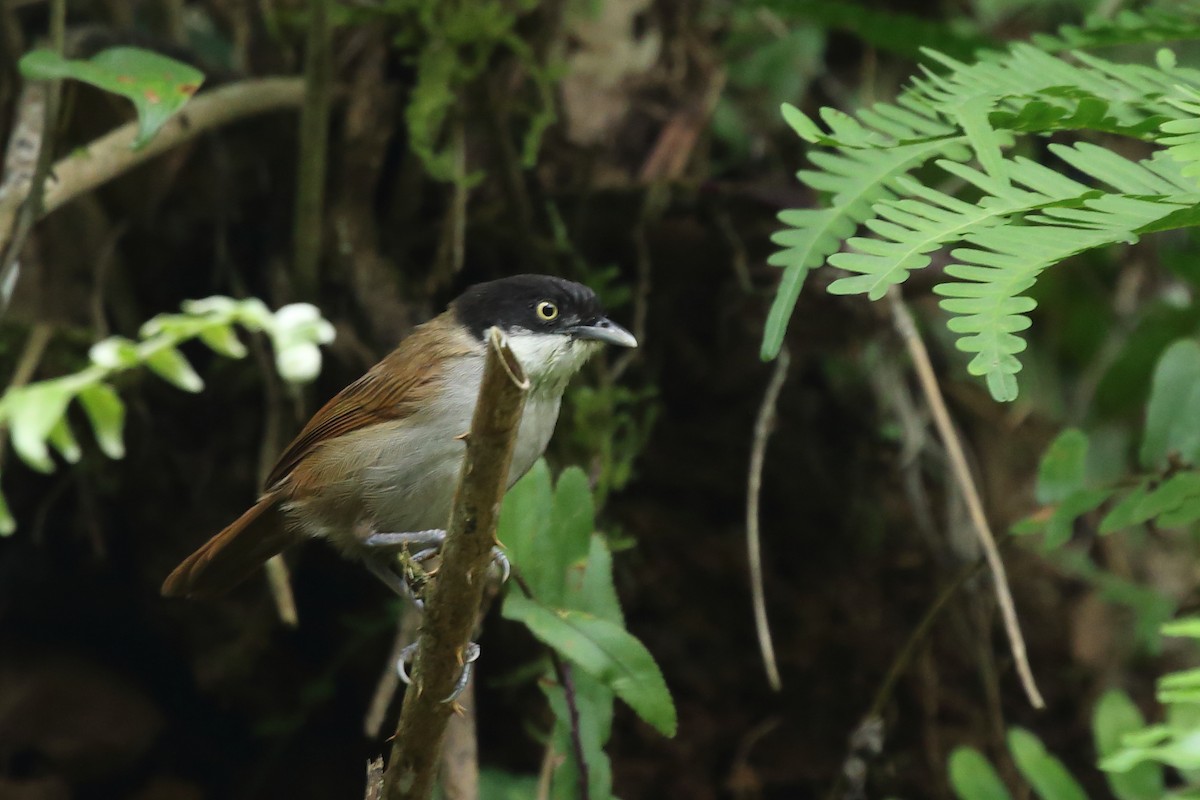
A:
[[265, 314, 475, 488]]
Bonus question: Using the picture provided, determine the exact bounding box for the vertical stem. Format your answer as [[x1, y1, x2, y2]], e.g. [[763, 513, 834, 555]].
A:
[[888, 288, 1044, 709], [292, 0, 332, 300]]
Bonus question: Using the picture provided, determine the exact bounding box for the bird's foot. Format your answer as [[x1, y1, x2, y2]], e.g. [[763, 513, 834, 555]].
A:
[[396, 641, 480, 703], [364, 529, 510, 601]]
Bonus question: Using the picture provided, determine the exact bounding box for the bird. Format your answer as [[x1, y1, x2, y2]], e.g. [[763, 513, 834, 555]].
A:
[[161, 274, 637, 600]]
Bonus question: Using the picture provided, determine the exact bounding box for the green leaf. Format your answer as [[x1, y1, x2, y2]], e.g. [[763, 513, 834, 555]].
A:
[[197, 324, 248, 359], [551, 466, 595, 568], [47, 418, 81, 464], [1141, 339, 1200, 469], [1043, 488, 1111, 550], [1162, 616, 1200, 640], [0, 488, 13, 537], [498, 459, 556, 598], [5, 382, 73, 473], [1093, 689, 1165, 800], [948, 747, 1012, 800], [1007, 727, 1087, 800], [1100, 482, 1151, 533], [1037, 428, 1090, 504], [1134, 473, 1200, 524], [574, 535, 624, 625], [19, 47, 204, 148], [479, 768, 541, 800], [781, 102, 823, 143], [503, 593, 677, 737], [144, 347, 204, 392], [77, 384, 126, 459]]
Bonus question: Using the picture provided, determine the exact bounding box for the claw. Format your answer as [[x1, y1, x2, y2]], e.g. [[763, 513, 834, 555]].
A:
[[396, 643, 419, 685], [490, 547, 511, 584], [442, 643, 481, 703], [395, 642, 481, 704]]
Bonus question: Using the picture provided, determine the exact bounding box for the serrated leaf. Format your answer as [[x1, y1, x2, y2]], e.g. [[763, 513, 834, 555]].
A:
[[503, 593, 676, 737], [551, 466, 595, 599], [1007, 727, 1087, 800], [144, 347, 204, 392], [1142, 340, 1200, 469], [19, 47, 203, 148], [574, 535, 623, 625], [948, 747, 1012, 800], [77, 384, 126, 459], [498, 459, 556, 599], [1037, 428, 1090, 504], [1093, 689, 1165, 800]]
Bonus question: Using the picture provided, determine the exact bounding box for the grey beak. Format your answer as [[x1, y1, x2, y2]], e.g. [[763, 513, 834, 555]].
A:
[[571, 317, 638, 348]]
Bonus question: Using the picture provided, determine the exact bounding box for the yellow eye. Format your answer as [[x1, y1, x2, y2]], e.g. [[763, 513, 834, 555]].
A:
[[536, 301, 559, 321]]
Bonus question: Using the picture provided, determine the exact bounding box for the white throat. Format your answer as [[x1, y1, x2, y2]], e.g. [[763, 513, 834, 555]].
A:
[[503, 330, 599, 396]]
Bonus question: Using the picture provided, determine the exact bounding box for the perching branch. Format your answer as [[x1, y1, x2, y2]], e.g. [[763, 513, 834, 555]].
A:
[[383, 328, 530, 800], [888, 287, 1044, 709], [0, 78, 305, 252]]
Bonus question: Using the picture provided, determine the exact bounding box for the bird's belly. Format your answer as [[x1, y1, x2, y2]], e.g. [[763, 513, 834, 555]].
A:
[[286, 389, 561, 549]]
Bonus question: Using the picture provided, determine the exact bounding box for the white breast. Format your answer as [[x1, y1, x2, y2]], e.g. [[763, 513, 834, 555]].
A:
[[288, 338, 575, 549]]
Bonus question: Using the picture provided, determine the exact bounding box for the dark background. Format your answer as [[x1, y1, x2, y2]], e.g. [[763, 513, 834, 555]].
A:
[[0, 1, 1183, 798]]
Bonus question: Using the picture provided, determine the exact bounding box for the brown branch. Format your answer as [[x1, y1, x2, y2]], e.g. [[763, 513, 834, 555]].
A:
[[383, 328, 530, 800], [0, 0, 63, 309], [292, 0, 333, 300], [888, 288, 1044, 709], [0, 78, 306, 250]]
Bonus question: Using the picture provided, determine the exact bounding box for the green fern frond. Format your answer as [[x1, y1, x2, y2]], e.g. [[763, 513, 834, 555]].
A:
[[767, 9, 1200, 400], [825, 156, 1092, 300], [1161, 93, 1200, 179], [1032, 6, 1200, 52], [935, 198, 1188, 401], [762, 123, 972, 357]]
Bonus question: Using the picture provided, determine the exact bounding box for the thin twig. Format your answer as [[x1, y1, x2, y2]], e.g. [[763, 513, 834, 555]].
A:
[[0, 78, 306, 248], [746, 345, 789, 691], [822, 558, 985, 800], [549, 654, 590, 800], [365, 607, 421, 737], [383, 329, 530, 800], [292, 0, 333, 300], [888, 287, 1044, 709], [0, 0, 64, 311], [511, 571, 590, 799]]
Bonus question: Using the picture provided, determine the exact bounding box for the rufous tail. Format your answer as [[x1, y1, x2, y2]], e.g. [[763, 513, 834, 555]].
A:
[[161, 494, 293, 597]]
